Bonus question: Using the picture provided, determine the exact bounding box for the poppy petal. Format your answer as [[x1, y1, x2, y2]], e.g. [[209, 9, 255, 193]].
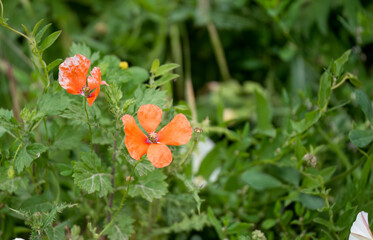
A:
[[87, 67, 101, 106], [147, 143, 172, 168], [101, 80, 109, 86], [59, 54, 90, 94], [137, 104, 162, 134], [122, 114, 149, 160], [157, 113, 193, 146]]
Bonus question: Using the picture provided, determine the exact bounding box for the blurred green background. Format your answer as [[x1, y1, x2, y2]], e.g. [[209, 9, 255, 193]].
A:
[[2, 0, 373, 119]]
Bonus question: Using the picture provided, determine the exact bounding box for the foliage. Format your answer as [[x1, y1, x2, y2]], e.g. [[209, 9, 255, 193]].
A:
[[1, 0, 373, 239]]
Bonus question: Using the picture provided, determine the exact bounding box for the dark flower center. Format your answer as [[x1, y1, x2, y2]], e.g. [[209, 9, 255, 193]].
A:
[[80, 85, 92, 97], [147, 132, 158, 144]]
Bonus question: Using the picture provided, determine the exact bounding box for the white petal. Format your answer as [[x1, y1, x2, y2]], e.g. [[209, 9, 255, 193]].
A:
[[349, 211, 373, 240]]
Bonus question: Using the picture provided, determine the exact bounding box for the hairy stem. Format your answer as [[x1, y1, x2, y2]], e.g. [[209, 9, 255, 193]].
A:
[[96, 159, 142, 239], [84, 99, 93, 153], [107, 131, 119, 222]]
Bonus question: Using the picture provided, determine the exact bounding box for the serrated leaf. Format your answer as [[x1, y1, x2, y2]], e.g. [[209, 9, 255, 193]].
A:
[[155, 63, 179, 77], [356, 89, 373, 124], [72, 152, 113, 197], [129, 170, 168, 201], [15, 143, 48, 173], [173, 173, 202, 213], [134, 87, 168, 109], [349, 129, 373, 148], [70, 43, 100, 63], [45, 225, 65, 240], [47, 58, 63, 72], [38, 91, 70, 116], [151, 73, 179, 87], [39, 30, 62, 52], [128, 158, 155, 176], [154, 213, 208, 235], [241, 169, 282, 191], [107, 215, 135, 240]]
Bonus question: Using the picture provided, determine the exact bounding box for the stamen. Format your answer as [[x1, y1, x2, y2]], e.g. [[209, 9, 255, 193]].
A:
[[147, 132, 158, 144]]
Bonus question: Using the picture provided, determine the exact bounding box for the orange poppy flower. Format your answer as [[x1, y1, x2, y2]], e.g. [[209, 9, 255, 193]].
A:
[[122, 104, 193, 168], [58, 54, 108, 106]]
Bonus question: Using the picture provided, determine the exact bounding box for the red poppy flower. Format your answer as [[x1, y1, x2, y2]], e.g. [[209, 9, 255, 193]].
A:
[[58, 54, 108, 106], [122, 104, 193, 168]]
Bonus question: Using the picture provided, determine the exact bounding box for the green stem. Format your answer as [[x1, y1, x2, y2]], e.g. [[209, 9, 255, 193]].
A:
[[12, 143, 23, 166], [43, 117, 49, 146], [179, 140, 197, 166], [96, 159, 142, 239], [84, 99, 93, 153], [207, 22, 231, 81]]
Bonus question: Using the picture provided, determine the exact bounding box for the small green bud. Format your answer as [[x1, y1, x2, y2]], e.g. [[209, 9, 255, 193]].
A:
[[7, 166, 15, 179]]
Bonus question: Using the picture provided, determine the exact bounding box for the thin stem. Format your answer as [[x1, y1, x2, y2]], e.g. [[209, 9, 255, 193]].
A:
[[84, 99, 93, 153], [107, 131, 119, 222], [207, 22, 231, 81], [96, 159, 142, 239], [43, 117, 49, 146], [12, 143, 23, 166]]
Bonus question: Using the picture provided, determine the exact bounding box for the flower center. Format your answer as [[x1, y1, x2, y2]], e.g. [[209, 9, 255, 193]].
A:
[[147, 132, 158, 144], [80, 85, 92, 97]]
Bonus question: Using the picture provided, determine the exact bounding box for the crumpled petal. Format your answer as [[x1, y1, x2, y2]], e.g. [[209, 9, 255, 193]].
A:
[[59, 54, 90, 94], [122, 114, 149, 160], [349, 211, 373, 240], [137, 104, 162, 134], [87, 67, 103, 106], [147, 143, 172, 168], [157, 113, 193, 146]]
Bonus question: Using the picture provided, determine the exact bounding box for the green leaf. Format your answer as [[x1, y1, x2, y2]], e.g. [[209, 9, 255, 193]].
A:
[[127, 158, 154, 176], [35, 23, 52, 43], [173, 173, 203, 213], [72, 152, 113, 197], [0, 167, 27, 193], [47, 59, 63, 72], [70, 42, 100, 63], [356, 89, 373, 124], [32, 19, 44, 36], [226, 222, 252, 235], [150, 59, 160, 73], [261, 219, 277, 229], [39, 30, 62, 52], [106, 215, 134, 240], [129, 170, 168, 202], [154, 213, 208, 235], [254, 90, 275, 137], [349, 129, 373, 148], [241, 169, 282, 191], [207, 207, 224, 240], [15, 143, 48, 173], [38, 91, 70, 116], [299, 193, 325, 210], [134, 87, 168, 109], [155, 63, 179, 77], [318, 72, 332, 110], [151, 73, 179, 87], [45, 225, 65, 240], [333, 49, 351, 77], [291, 109, 321, 133]]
